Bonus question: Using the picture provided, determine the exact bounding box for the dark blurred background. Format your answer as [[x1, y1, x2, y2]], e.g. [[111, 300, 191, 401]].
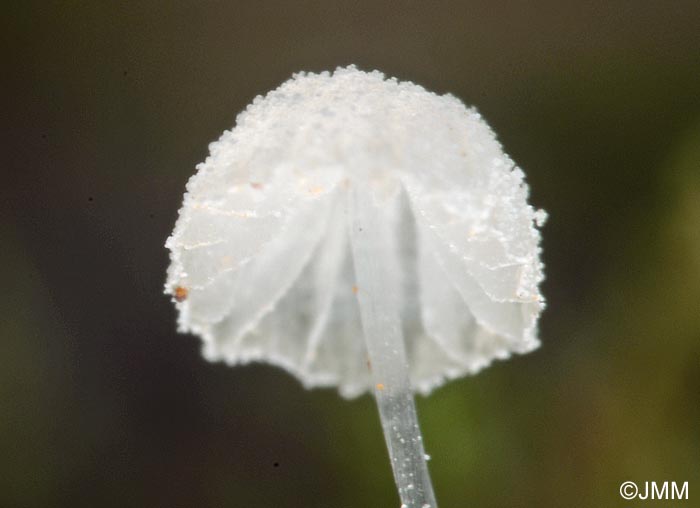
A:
[[3, 2, 699, 507]]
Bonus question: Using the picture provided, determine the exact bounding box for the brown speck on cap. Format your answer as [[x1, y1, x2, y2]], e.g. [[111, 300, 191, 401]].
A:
[[250, 182, 264, 190], [352, 285, 359, 294], [375, 383, 385, 391], [174, 286, 189, 302]]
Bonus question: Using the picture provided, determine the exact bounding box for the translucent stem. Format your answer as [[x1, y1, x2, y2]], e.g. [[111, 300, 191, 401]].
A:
[[348, 184, 437, 508]]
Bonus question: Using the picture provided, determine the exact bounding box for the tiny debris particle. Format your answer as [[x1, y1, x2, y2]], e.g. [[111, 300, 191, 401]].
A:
[[309, 186, 324, 195], [250, 182, 264, 190], [352, 285, 359, 294], [376, 383, 385, 391], [273, 462, 279, 468], [174, 286, 189, 302], [534, 209, 548, 227]]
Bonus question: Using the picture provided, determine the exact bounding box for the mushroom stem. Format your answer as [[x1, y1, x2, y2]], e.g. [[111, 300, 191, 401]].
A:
[[349, 184, 437, 508]]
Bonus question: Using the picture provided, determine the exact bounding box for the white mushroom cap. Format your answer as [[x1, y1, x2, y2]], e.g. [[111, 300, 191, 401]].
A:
[[165, 66, 546, 398]]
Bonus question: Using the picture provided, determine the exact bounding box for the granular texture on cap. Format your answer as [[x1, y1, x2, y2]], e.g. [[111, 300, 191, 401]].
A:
[[165, 66, 546, 397]]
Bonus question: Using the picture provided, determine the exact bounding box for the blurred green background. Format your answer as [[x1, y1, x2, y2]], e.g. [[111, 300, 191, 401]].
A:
[[3, 2, 699, 507]]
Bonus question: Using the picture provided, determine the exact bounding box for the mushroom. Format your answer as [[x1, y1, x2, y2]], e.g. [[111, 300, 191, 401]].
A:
[[165, 66, 546, 508]]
